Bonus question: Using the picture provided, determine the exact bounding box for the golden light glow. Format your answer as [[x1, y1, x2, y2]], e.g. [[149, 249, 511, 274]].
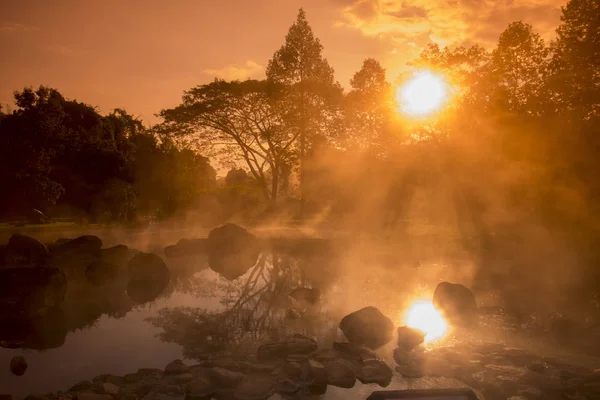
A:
[[397, 71, 447, 116], [404, 300, 448, 343]]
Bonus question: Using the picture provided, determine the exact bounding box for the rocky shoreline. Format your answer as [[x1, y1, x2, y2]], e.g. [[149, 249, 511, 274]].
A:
[[4, 331, 600, 400]]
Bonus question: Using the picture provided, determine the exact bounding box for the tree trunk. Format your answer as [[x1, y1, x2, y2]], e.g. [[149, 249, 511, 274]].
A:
[[270, 164, 279, 210]]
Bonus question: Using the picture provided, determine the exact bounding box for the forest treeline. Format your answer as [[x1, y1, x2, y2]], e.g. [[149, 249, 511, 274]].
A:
[[1, 0, 598, 261]]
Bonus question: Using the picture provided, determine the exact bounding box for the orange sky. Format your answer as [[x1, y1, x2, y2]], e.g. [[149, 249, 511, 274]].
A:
[[1, 0, 565, 125]]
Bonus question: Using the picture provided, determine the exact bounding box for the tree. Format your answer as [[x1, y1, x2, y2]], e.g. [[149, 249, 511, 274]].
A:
[[158, 79, 294, 208], [266, 8, 343, 207], [550, 0, 600, 118], [487, 22, 550, 115], [344, 58, 396, 157]]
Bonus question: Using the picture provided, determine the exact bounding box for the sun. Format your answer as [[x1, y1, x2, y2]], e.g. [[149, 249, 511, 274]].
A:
[[404, 300, 448, 343], [397, 71, 447, 116]]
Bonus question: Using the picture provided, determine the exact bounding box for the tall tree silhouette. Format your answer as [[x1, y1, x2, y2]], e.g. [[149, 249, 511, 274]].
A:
[[266, 8, 342, 210], [487, 22, 550, 116], [551, 0, 600, 119], [345, 58, 396, 157]]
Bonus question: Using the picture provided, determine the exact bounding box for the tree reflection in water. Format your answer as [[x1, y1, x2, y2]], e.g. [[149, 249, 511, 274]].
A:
[[147, 252, 338, 359]]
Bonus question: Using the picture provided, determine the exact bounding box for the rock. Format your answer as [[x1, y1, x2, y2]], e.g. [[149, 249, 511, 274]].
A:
[[585, 369, 600, 383], [208, 367, 244, 387], [246, 364, 276, 374], [207, 224, 260, 280], [393, 348, 424, 378], [323, 360, 356, 388], [311, 349, 340, 362], [204, 360, 245, 372], [165, 359, 190, 375], [517, 387, 542, 399], [332, 341, 378, 363], [0, 267, 67, 319], [289, 287, 320, 305], [234, 375, 276, 400], [25, 396, 50, 400], [257, 334, 318, 360], [86, 261, 120, 285], [10, 355, 27, 376], [356, 359, 393, 387], [127, 253, 170, 282], [70, 381, 95, 392], [397, 326, 425, 350], [393, 347, 409, 366], [185, 375, 215, 400], [307, 359, 328, 383], [100, 245, 131, 266], [581, 382, 600, 399], [395, 364, 423, 378], [55, 236, 102, 255], [283, 362, 303, 379], [307, 381, 328, 395], [339, 306, 395, 349], [5, 234, 50, 267], [126, 253, 170, 304], [123, 373, 140, 384], [101, 376, 124, 386], [167, 373, 194, 385], [274, 379, 300, 396], [432, 282, 477, 325], [102, 383, 120, 396], [527, 362, 547, 374]]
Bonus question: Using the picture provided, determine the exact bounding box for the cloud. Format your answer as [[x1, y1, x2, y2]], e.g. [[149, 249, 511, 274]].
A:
[[0, 21, 39, 33], [335, 0, 564, 51], [203, 60, 264, 81]]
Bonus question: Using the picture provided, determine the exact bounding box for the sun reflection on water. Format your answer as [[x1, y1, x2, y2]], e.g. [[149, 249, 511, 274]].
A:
[[404, 299, 448, 343]]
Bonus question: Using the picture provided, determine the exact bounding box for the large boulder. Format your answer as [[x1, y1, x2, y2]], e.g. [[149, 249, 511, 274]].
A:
[[127, 252, 170, 281], [0, 267, 67, 318], [85, 261, 120, 286], [126, 253, 170, 304], [54, 235, 102, 255], [207, 223, 260, 280], [339, 306, 395, 349], [433, 281, 477, 325], [100, 245, 132, 266], [4, 234, 50, 267]]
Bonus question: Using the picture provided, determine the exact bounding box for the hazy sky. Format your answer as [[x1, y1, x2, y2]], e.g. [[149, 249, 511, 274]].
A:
[[1, 0, 565, 124]]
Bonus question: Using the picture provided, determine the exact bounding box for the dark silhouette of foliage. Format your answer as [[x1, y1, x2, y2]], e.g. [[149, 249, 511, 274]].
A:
[[0, 86, 215, 222]]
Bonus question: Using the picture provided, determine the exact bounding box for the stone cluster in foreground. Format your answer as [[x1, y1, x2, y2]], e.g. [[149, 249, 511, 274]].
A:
[[4, 334, 393, 400]]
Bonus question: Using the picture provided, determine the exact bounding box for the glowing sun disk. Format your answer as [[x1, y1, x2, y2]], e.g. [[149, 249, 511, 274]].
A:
[[397, 71, 447, 116], [404, 300, 448, 343]]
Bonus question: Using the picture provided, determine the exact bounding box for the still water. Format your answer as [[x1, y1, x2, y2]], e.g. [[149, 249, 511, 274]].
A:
[[1, 228, 599, 399]]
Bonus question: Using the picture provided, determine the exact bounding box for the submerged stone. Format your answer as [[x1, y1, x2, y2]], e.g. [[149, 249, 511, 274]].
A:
[[257, 334, 318, 360], [10, 355, 27, 376]]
